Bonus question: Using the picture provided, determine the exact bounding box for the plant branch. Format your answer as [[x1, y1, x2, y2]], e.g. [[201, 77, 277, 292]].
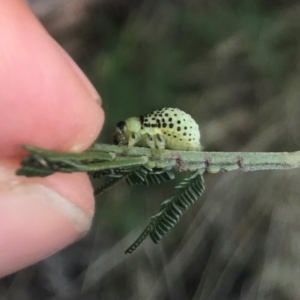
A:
[[91, 144, 300, 172], [17, 143, 300, 177]]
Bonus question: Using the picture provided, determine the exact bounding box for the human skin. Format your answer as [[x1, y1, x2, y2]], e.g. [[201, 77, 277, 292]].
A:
[[0, 0, 104, 277]]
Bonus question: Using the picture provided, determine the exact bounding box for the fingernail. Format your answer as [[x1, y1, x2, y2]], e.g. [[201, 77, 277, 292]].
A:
[[57, 45, 102, 105], [0, 181, 93, 277], [3, 182, 93, 235], [31, 183, 93, 234]]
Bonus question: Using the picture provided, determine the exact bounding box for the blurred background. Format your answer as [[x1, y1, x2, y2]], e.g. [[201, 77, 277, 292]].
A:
[[2, 0, 300, 299]]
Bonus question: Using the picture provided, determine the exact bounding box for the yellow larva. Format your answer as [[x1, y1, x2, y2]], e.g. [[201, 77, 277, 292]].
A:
[[114, 108, 202, 151]]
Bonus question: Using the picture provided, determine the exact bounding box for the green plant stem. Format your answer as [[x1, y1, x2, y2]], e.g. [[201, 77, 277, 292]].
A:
[[91, 144, 300, 173], [18, 144, 300, 176]]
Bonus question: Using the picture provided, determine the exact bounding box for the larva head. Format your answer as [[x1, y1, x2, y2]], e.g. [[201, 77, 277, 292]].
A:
[[113, 117, 142, 145]]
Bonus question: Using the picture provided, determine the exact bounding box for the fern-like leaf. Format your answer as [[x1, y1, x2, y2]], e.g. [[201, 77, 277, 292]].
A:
[[92, 166, 175, 197], [149, 171, 205, 243], [90, 167, 132, 179], [126, 166, 175, 186], [91, 167, 137, 196], [125, 220, 158, 254], [125, 170, 205, 253], [94, 176, 127, 196]]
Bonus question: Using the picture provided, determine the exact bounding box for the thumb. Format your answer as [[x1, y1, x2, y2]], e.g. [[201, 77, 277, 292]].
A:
[[0, 0, 104, 277]]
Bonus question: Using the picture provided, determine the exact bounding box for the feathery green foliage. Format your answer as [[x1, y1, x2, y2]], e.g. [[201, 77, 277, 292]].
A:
[[125, 167, 175, 186], [91, 166, 175, 195], [125, 170, 205, 253], [89, 165, 205, 253]]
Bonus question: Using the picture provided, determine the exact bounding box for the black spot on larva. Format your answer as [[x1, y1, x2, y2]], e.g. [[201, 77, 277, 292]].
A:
[[183, 119, 186, 121], [148, 134, 154, 141], [157, 134, 163, 142], [174, 114, 177, 116], [162, 118, 165, 123], [169, 123, 174, 129], [141, 126, 144, 129], [151, 124, 157, 127], [183, 133, 186, 136], [180, 139, 182, 141], [177, 120, 181, 124], [177, 127, 181, 131], [145, 123, 150, 127], [159, 114, 163, 117], [190, 126, 192, 129], [163, 123, 167, 128], [173, 135, 177, 138], [168, 118, 172, 122], [188, 139, 191, 141], [168, 134, 171, 136], [189, 133, 191, 136], [158, 124, 161, 128], [152, 117, 155, 120], [165, 113, 169, 117], [184, 126, 187, 130]]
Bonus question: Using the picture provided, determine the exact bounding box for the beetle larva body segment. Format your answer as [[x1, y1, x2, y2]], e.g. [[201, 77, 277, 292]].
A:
[[114, 108, 202, 151]]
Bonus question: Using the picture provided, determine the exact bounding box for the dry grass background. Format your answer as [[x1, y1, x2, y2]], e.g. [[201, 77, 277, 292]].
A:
[[3, 0, 300, 299]]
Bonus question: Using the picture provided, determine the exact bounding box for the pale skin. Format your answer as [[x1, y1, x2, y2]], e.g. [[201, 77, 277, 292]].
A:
[[0, 0, 104, 277]]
